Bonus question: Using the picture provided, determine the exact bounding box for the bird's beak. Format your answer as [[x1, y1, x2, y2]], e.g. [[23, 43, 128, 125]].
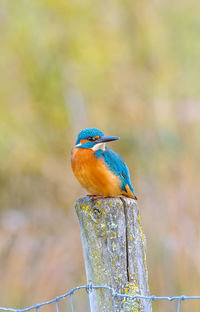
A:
[[95, 136, 120, 143]]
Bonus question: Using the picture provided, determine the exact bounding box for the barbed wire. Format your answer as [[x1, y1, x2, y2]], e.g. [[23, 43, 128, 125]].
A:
[[0, 285, 199, 312]]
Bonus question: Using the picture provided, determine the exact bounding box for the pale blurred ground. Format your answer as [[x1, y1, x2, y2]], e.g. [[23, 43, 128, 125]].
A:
[[0, 0, 200, 311]]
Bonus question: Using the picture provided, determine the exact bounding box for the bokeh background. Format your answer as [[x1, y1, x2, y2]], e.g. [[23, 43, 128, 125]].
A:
[[0, 0, 200, 311]]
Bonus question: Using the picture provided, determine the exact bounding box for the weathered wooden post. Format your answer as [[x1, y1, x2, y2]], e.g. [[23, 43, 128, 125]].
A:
[[75, 196, 151, 312]]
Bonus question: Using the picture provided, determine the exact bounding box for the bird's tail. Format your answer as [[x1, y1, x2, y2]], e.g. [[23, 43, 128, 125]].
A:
[[122, 184, 138, 200]]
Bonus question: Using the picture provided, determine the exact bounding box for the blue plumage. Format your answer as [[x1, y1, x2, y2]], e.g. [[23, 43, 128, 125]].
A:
[[95, 147, 135, 195]]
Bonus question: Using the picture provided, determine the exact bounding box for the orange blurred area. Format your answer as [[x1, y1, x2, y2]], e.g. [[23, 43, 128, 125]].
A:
[[0, 0, 200, 311]]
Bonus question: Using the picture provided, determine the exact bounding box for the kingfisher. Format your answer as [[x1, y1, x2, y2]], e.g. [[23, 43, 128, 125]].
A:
[[71, 128, 137, 200]]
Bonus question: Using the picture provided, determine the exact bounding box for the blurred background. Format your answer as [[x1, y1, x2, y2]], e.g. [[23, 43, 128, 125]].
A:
[[0, 0, 200, 311]]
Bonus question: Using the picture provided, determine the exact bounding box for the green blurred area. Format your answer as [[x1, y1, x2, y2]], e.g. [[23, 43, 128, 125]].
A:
[[0, 0, 200, 310]]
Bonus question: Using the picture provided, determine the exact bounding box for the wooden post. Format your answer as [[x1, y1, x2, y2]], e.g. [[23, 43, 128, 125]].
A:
[[75, 197, 151, 312]]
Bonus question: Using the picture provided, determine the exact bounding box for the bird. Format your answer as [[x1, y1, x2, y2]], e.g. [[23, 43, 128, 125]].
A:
[[71, 127, 137, 200]]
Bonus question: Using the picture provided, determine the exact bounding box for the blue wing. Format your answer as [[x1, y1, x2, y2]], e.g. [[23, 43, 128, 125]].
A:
[[95, 147, 135, 194]]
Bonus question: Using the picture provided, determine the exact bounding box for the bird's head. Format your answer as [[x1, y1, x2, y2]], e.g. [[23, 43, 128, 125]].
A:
[[75, 127, 119, 151]]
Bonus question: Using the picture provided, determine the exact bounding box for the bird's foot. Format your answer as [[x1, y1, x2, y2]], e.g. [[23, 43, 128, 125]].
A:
[[86, 195, 110, 200]]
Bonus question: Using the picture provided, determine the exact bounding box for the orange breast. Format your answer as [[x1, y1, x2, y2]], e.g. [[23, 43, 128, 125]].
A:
[[71, 148, 122, 196]]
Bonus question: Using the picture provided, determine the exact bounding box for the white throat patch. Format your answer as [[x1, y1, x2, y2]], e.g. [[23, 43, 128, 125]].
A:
[[92, 143, 106, 151]]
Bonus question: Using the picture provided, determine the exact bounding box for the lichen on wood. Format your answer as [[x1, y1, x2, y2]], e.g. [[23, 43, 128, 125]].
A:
[[75, 196, 151, 312]]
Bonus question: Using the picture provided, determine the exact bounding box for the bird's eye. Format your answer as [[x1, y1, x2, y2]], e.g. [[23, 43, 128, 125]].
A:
[[88, 137, 96, 141], [87, 135, 100, 142]]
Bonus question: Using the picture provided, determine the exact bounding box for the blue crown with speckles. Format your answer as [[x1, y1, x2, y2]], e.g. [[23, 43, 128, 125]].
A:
[[76, 128, 104, 144]]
